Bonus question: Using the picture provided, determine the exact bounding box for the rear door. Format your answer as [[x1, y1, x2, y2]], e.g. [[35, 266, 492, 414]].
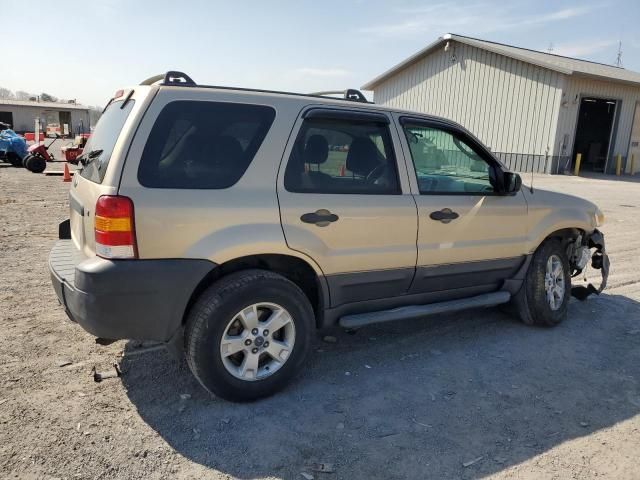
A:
[[397, 116, 528, 297], [69, 91, 144, 257], [277, 107, 418, 307]]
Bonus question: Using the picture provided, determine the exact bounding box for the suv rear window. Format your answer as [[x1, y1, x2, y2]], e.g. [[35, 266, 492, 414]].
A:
[[79, 100, 135, 184], [138, 101, 276, 189]]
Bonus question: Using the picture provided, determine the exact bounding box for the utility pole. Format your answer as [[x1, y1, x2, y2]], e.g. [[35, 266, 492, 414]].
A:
[[615, 41, 623, 67]]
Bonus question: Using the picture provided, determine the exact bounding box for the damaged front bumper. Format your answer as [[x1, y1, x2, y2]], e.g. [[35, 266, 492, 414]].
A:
[[571, 229, 610, 300]]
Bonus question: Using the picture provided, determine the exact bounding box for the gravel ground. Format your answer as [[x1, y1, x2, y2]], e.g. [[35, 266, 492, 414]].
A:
[[1, 165, 639, 480]]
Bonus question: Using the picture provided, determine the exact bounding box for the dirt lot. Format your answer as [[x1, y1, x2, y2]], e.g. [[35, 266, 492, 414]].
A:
[[1, 165, 639, 480]]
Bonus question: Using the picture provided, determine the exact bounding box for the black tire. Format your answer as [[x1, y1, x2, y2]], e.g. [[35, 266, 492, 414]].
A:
[[185, 269, 314, 402], [22, 154, 33, 168], [6, 152, 23, 167], [25, 154, 46, 173], [514, 239, 571, 326]]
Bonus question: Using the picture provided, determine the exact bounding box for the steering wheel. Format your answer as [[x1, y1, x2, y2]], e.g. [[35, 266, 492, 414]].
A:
[[366, 164, 388, 184]]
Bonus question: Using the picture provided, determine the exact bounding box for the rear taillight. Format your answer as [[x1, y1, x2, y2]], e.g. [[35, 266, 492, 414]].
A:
[[94, 195, 137, 259]]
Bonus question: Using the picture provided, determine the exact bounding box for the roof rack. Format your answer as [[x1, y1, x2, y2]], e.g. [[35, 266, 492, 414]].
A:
[[138, 71, 373, 103], [310, 89, 369, 103], [140, 71, 196, 86]]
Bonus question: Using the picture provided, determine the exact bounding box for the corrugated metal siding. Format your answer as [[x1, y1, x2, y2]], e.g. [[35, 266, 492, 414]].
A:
[[374, 42, 565, 172], [555, 76, 640, 173]]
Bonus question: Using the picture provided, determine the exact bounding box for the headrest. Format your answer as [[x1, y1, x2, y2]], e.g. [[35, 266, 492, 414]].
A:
[[214, 135, 243, 162], [303, 135, 329, 165], [346, 137, 381, 176]]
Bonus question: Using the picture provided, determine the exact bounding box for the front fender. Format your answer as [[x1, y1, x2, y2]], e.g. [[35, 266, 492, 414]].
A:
[[523, 189, 597, 252]]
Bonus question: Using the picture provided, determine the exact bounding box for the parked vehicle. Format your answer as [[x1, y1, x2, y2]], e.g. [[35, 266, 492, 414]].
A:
[[0, 124, 46, 173], [46, 123, 61, 138], [48, 72, 609, 402]]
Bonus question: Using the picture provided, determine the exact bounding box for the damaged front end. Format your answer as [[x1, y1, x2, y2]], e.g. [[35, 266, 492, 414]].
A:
[[568, 229, 610, 300]]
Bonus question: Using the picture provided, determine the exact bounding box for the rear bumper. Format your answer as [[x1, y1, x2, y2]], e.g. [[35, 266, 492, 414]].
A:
[[49, 239, 215, 342]]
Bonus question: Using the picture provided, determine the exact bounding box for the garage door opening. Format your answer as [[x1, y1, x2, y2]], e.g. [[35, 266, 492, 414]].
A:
[[572, 97, 618, 173], [0, 111, 14, 128]]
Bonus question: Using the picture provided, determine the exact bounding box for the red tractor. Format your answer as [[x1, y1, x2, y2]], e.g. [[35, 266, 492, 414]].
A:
[[22, 135, 60, 172]]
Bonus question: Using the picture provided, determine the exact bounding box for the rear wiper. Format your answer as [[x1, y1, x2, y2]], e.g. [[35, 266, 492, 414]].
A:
[[78, 149, 103, 166]]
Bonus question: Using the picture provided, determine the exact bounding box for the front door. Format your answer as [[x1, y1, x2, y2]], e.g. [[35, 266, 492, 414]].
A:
[[278, 108, 417, 307], [398, 117, 528, 298]]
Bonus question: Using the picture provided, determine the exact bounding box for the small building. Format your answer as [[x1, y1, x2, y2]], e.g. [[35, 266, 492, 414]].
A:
[[363, 34, 640, 174], [0, 99, 91, 136]]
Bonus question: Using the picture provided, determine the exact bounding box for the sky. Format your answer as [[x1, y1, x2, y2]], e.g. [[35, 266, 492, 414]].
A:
[[2, 0, 639, 106]]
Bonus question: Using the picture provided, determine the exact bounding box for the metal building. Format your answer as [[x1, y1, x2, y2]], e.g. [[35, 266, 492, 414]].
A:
[[0, 99, 91, 136], [363, 34, 640, 174]]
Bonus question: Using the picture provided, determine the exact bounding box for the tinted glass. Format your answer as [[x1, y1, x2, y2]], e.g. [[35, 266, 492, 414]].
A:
[[79, 100, 135, 184], [138, 101, 275, 189], [403, 125, 494, 194], [284, 117, 399, 194]]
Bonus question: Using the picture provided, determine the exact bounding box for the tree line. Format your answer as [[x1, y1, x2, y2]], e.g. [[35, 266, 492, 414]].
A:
[[0, 86, 102, 125]]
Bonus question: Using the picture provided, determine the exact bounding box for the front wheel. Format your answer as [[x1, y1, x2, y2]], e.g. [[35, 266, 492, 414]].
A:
[[185, 269, 314, 402], [514, 239, 571, 326]]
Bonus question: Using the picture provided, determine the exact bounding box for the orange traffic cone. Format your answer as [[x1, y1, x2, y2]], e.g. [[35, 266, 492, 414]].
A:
[[339, 165, 345, 176], [63, 163, 72, 182]]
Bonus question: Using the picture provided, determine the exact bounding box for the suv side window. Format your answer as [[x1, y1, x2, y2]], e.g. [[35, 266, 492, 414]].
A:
[[403, 123, 494, 194], [284, 116, 400, 194], [138, 101, 275, 189]]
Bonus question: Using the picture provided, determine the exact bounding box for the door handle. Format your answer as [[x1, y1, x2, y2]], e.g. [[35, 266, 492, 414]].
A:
[[300, 209, 339, 227], [429, 208, 459, 224]]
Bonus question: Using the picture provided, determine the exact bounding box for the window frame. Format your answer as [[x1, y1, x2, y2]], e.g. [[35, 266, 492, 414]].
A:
[[399, 116, 507, 196], [283, 108, 402, 196]]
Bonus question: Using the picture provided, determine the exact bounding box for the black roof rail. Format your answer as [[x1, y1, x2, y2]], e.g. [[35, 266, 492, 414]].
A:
[[138, 72, 374, 104], [162, 71, 196, 86], [139, 71, 196, 86], [310, 89, 370, 103]]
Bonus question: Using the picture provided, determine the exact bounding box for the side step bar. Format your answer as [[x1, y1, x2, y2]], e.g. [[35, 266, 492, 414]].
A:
[[339, 291, 511, 329]]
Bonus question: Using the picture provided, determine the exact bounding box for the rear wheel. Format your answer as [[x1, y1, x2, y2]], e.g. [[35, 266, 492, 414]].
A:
[[25, 154, 46, 173], [185, 269, 314, 402], [514, 239, 571, 326]]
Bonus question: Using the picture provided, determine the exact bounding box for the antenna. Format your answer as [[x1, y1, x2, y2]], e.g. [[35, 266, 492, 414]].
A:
[[615, 41, 623, 67], [547, 42, 554, 53]]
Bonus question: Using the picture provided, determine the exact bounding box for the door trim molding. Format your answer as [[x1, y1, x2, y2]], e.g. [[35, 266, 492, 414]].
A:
[[410, 256, 526, 294]]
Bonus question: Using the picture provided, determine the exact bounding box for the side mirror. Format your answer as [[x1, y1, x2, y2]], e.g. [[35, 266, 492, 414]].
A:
[[502, 171, 522, 194]]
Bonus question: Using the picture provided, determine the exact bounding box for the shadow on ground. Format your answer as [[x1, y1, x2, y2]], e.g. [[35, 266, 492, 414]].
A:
[[121, 293, 640, 479]]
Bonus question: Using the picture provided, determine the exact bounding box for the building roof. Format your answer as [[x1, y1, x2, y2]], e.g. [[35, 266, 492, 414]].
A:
[[362, 33, 640, 90], [0, 98, 90, 111]]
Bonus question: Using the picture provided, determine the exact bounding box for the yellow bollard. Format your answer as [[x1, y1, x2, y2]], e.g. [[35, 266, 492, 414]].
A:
[[574, 153, 582, 176], [630, 154, 636, 175], [616, 154, 622, 176]]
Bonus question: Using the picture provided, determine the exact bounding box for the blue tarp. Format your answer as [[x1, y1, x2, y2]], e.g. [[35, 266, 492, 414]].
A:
[[0, 129, 28, 159]]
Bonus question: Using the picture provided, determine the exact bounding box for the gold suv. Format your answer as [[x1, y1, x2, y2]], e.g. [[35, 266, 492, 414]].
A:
[[49, 72, 609, 401]]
